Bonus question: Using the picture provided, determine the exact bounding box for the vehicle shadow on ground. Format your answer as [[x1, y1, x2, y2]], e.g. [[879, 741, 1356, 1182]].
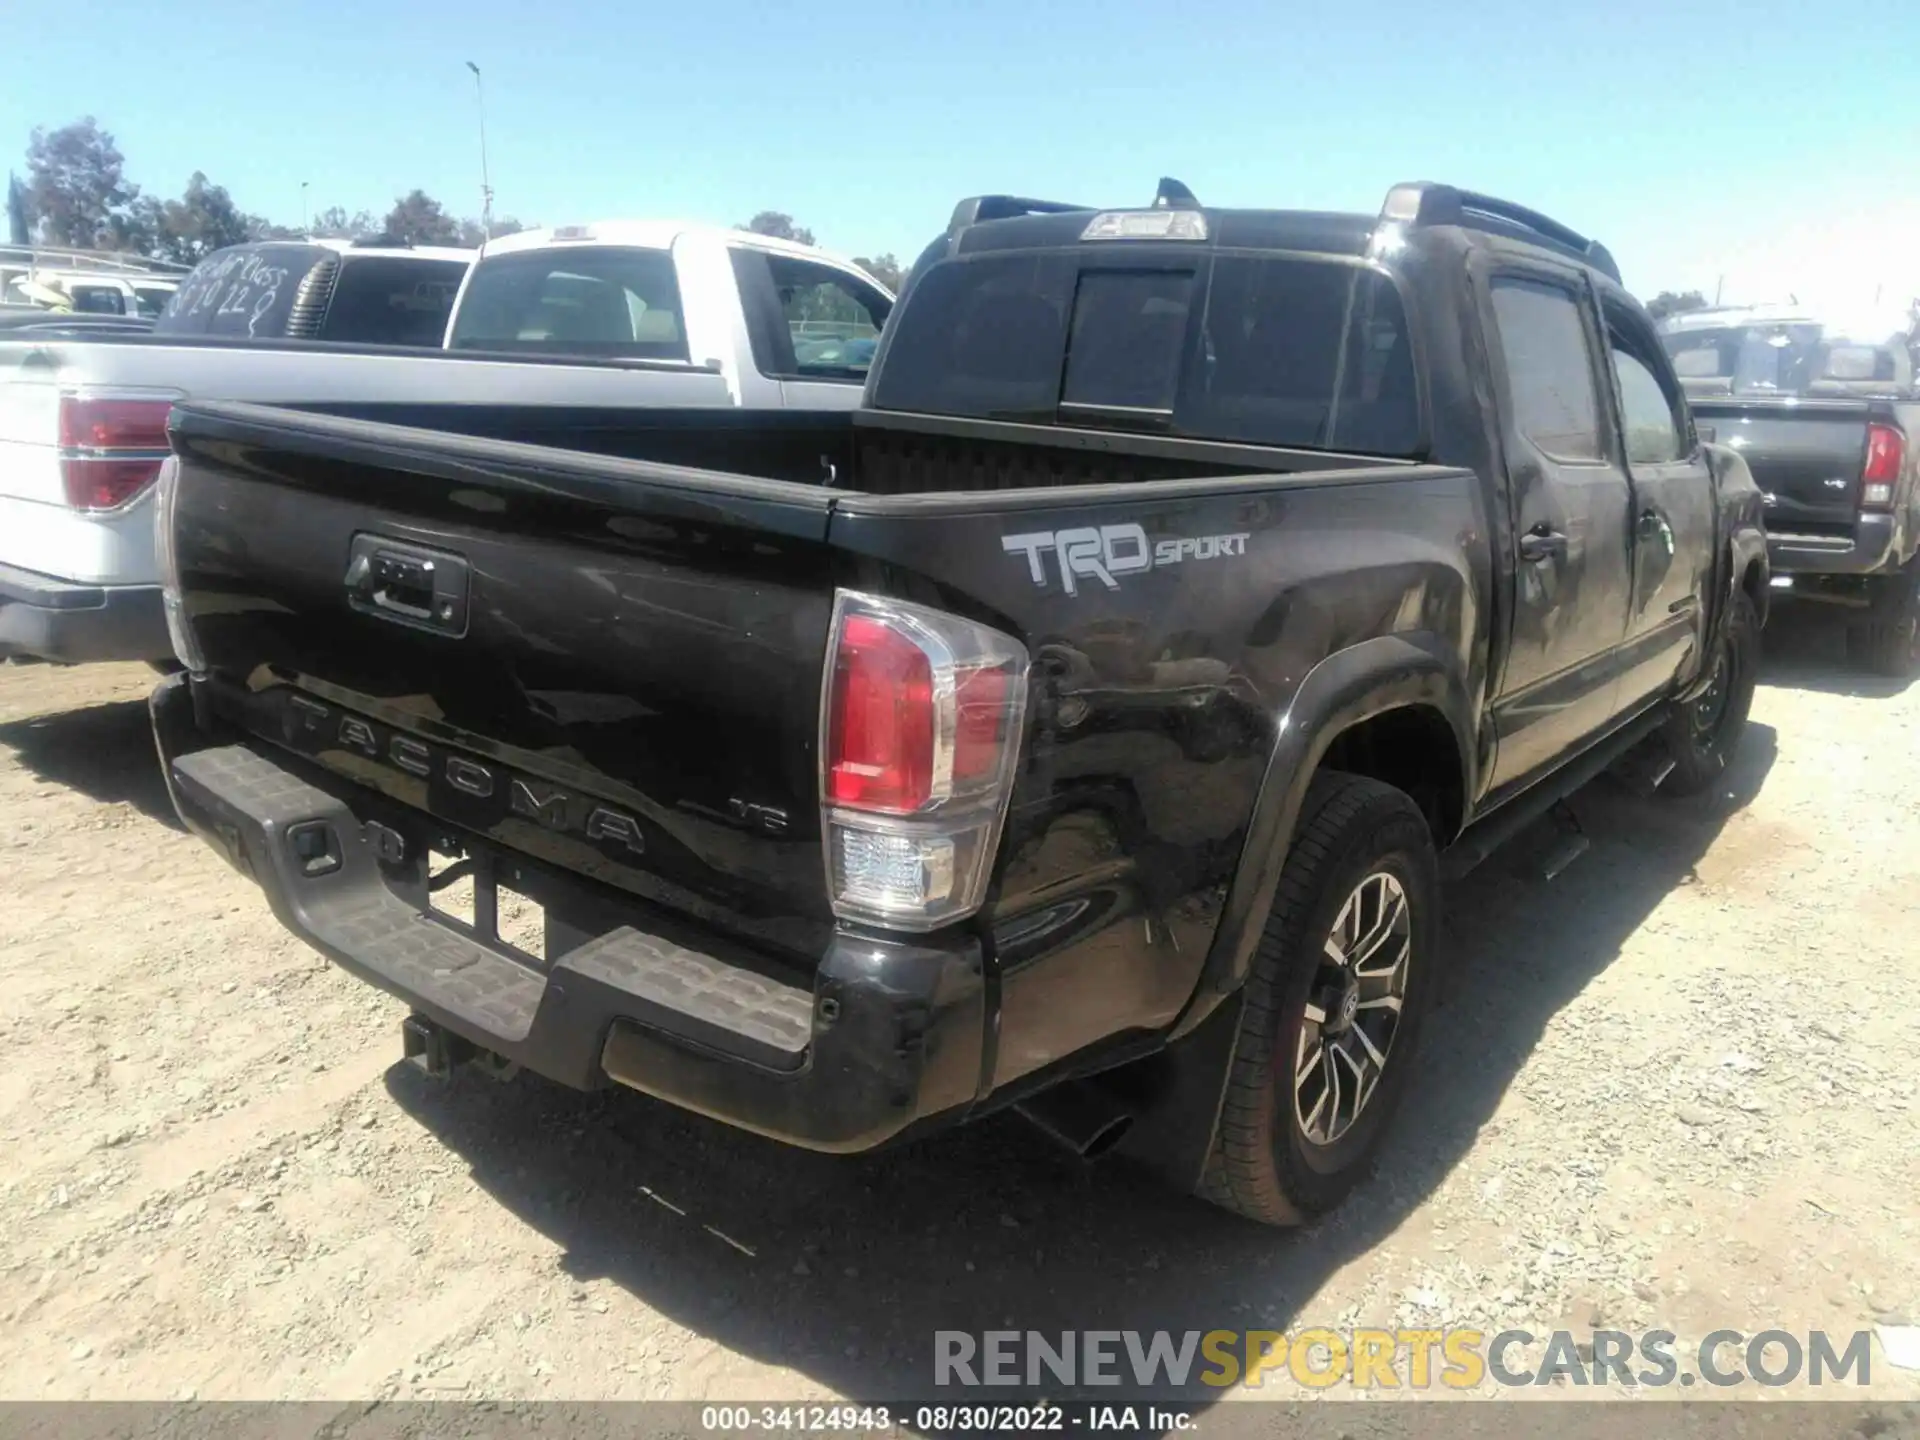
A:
[[387, 725, 1777, 1423], [1759, 602, 1917, 699], [0, 696, 182, 831]]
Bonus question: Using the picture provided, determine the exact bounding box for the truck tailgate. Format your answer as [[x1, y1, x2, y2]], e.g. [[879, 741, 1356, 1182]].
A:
[[168, 402, 846, 961], [1691, 396, 1870, 535]]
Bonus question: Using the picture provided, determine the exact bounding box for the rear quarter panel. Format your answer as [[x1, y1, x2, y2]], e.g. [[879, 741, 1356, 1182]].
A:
[[831, 465, 1489, 1089]]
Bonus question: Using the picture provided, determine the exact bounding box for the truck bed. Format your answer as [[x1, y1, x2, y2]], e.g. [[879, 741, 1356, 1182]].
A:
[[274, 400, 1421, 496], [160, 398, 1484, 1111]]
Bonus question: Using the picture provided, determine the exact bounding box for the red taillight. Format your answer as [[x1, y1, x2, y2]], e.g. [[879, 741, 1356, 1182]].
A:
[[820, 592, 1030, 930], [62, 458, 165, 510], [827, 614, 936, 813], [57, 395, 172, 512], [952, 665, 1012, 784], [58, 396, 172, 451], [1862, 423, 1904, 511]]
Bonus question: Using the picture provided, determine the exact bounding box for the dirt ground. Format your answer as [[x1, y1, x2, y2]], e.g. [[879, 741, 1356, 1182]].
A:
[[0, 606, 1915, 1412]]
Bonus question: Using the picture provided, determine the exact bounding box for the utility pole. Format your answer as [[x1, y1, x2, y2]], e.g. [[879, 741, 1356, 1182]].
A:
[[465, 61, 493, 242], [1714, 274, 1724, 306]]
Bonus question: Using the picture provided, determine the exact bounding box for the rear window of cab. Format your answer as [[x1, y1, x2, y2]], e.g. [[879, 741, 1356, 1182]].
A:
[[446, 246, 690, 361], [870, 251, 1421, 457]]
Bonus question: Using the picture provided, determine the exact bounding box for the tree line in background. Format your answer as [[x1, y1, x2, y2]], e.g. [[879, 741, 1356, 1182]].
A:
[[9, 118, 530, 262], [1645, 290, 1709, 322], [9, 118, 910, 292]]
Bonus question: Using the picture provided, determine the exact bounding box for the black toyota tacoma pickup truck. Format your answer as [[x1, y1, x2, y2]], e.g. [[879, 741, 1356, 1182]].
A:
[[1660, 304, 1920, 675], [150, 179, 1768, 1225]]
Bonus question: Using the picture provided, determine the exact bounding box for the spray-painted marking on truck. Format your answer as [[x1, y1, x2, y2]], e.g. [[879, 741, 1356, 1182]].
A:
[[1002, 524, 1252, 596]]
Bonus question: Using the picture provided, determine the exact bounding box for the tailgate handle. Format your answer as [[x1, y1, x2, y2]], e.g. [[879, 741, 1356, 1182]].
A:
[[344, 536, 471, 637]]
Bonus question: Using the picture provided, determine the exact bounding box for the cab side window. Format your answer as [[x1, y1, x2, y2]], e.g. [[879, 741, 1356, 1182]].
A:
[[1490, 277, 1604, 462], [730, 249, 892, 382], [1605, 304, 1691, 466]]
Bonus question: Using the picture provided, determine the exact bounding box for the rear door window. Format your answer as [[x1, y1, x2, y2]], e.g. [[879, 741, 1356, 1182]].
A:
[[1489, 278, 1605, 461], [447, 246, 690, 360], [316, 257, 469, 346]]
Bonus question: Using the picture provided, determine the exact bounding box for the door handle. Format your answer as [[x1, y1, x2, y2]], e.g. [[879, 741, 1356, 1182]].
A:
[[1519, 527, 1568, 562], [1639, 507, 1676, 555]]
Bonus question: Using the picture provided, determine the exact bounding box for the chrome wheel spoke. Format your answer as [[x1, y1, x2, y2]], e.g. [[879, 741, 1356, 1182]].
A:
[[1350, 1020, 1388, 1069], [1294, 1034, 1324, 1089], [1346, 885, 1405, 970], [1292, 868, 1414, 1149], [1301, 1079, 1330, 1135], [1355, 935, 1408, 987], [1322, 1045, 1343, 1138]]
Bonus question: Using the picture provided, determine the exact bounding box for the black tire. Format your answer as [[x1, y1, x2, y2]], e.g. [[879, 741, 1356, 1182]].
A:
[[1198, 772, 1439, 1226], [1846, 563, 1920, 679], [1659, 589, 1759, 799]]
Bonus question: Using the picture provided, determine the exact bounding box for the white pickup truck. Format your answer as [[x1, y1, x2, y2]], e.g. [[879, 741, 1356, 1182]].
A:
[[0, 223, 892, 665]]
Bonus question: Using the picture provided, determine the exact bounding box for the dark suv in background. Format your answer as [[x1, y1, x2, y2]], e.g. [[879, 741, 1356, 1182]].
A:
[[1660, 304, 1920, 675]]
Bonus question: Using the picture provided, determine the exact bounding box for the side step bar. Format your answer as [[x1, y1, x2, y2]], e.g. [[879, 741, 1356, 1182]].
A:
[[1442, 705, 1668, 882]]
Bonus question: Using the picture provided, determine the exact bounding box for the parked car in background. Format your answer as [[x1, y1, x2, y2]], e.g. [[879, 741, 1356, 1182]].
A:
[[153, 237, 475, 345], [0, 238, 473, 667], [0, 223, 892, 668], [151, 179, 1764, 1226], [1660, 304, 1920, 675], [0, 243, 190, 318], [5, 272, 180, 318]]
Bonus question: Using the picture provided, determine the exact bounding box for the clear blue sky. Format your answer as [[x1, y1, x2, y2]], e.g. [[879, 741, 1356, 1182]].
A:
[[9, 0, 1919, 308]]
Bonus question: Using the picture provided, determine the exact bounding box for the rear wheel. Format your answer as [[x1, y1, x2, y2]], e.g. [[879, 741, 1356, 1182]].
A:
[[1847, 561, 1920, 679], [1198, 772, 1439, 1226], [1659, 589, 1759, 798]]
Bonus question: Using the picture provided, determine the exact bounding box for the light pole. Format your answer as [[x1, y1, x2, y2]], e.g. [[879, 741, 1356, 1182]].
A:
[[465, 61, 493, 242], [300, 180, 309, 237]]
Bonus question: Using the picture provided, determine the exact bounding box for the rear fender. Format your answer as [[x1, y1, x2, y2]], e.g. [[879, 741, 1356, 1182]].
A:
[[1173, 631, 1474, 1037], [1680, 443, 1768, 703], [1115, 631, 1473, 1192]]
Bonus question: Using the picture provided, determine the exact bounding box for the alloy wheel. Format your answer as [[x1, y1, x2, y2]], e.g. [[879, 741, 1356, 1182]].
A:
[[1290, 871, 1412, 1147]]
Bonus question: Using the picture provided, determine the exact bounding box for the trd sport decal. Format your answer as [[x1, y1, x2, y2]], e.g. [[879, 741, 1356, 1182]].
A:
[[1002, 523, 1251, 596]]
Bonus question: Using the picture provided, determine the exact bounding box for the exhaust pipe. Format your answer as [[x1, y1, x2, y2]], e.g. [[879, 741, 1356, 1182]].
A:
[[1014, 1079, 1135, 1160]]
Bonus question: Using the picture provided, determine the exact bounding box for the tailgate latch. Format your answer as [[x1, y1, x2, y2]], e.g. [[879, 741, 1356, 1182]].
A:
[[344, 535, 471, 637]]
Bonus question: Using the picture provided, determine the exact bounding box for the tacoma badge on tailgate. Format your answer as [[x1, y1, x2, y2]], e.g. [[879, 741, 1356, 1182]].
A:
[[344, 534, 471, 637]]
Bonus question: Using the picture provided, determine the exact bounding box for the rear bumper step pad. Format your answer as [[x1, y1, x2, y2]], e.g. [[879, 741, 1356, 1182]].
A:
[[152, 676, 987, 1152]]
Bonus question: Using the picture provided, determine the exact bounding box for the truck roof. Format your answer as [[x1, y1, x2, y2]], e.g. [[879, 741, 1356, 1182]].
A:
[[304, 239, 476, 264], [478, 220, 872, 271], [1659, 303, 1817, 332], [928, 178, 1622, 286], [1661, 300, 1914, 344]]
